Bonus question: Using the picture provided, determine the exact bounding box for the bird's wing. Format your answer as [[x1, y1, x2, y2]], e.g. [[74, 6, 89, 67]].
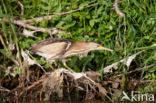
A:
[[31, 38, 72, 60], [31, 38, 71, 50], [48, 41, 72, 60]]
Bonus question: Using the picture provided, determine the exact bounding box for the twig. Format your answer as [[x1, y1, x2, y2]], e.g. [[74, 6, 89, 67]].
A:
[[8, 86, 22, 95], [12, 20, 69, 35], [114, 0, 125, 18], [0, 3, 97, 35], [16, 0, 24, 15], [19, 76, 47, 96], [139, 80, 156, 84], [19, 3, 97, 24], [0, 3, 97, 24], [128, 64, 155, 74], [116, 64, 155, 77], [19, 9, 80, 24], [25, 78, 45, 91]]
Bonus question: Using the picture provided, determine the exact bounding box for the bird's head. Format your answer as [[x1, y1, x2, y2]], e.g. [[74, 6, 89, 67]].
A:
[[87, 42, 113, 52]]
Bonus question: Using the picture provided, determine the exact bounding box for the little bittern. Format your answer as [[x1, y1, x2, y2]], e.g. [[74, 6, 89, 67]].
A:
[[31, 38, 113, 71]]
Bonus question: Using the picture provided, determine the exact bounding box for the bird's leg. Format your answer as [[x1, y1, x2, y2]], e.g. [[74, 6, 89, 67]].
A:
[[62, 59, 74, 72]]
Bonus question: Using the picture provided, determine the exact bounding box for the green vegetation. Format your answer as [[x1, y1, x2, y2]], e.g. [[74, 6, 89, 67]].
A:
[[0, 0, 155, 102]]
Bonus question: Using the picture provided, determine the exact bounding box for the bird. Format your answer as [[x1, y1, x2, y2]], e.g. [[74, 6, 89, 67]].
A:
[[30, 38, 113, 71]]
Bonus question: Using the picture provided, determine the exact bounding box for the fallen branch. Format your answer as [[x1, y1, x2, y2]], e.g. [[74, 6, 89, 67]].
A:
[[0, 3, 97, 35], [19, 8, 81, 24], [0, 3, 97, 24], [114, 0, 125, 18], [13, 20, 70, 35], [20, 3, 97, 24], [0, 19, 67, 35]]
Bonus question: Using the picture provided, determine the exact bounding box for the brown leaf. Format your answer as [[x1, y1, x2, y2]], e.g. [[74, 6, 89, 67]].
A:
[[22, 29, 37, 38]]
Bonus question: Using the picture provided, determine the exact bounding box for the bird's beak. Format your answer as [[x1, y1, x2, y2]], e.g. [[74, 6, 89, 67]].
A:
[[98, 46, 113, 52]]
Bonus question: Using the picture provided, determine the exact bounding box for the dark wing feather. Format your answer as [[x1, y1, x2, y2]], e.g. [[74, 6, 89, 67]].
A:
[[31, 38, 71, 51]]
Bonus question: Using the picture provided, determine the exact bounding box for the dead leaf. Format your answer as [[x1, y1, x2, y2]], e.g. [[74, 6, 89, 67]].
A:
[[125, 50, 144, 67], [21, 50, 36, 65], [102, 50, 145, 73], [103, 62, 120, 73], [22, 29, 37, 38]]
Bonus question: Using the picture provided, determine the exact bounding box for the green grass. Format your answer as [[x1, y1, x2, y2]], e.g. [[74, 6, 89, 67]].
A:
[[0, 0, 156, 99]]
